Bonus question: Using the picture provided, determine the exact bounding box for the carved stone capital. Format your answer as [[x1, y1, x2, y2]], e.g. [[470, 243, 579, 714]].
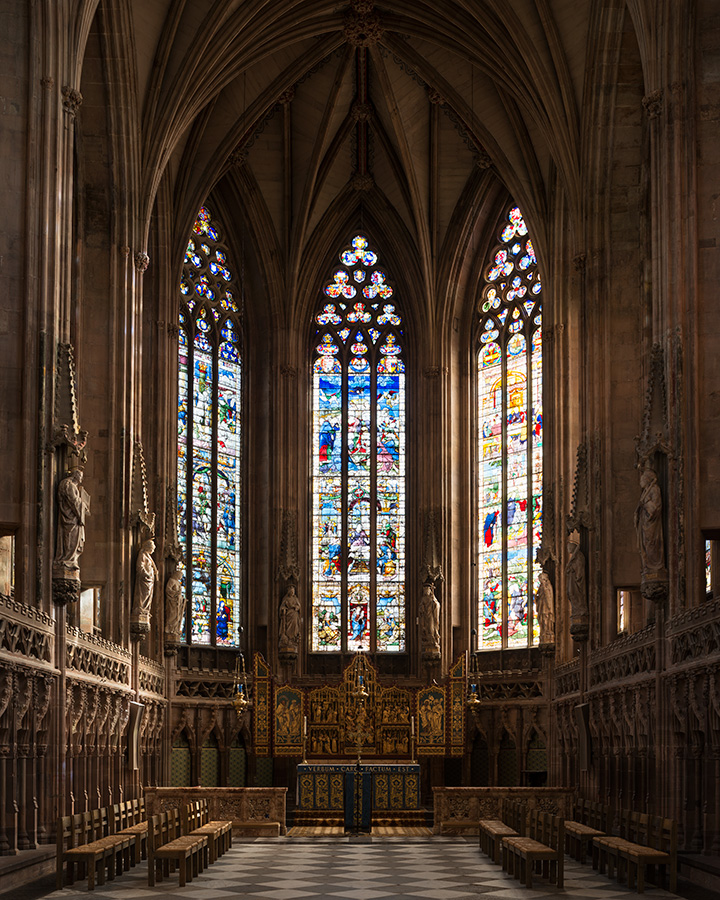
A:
[[474, 148, 492, 170], [61, 86, 83, 117], [134, 252, 150, 273], [130, 617, 151, 640], [41, 76, 54, 90], [344, 9, 383, 46], [229, 148, 248, 168], [641, 572, 669, 604], [53, 577, 80, 605], [280, 365, 297, 379], [350, 173, 374, 192], [573, 253, 587, 273], [642, 89, 663, 119], [167, 323, 179, 339]]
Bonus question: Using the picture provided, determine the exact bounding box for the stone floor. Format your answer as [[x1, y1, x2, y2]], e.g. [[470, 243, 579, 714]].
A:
[[22, 836, 692, 900]]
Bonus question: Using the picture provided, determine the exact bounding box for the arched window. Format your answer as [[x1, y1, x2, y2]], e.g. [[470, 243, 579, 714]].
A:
[[477, 206, 542, 649], [177, 206, 242, 646], [311, 235, 406, 653]]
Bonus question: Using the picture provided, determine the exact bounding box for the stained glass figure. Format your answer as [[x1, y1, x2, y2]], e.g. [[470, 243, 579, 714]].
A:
[[178, 206, 242, 647], [312, 235, 405, 652], [477, 206, 542, 650]]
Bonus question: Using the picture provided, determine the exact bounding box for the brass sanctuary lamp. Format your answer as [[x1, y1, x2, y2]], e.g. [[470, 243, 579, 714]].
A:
[[232, 652, 253, 721]]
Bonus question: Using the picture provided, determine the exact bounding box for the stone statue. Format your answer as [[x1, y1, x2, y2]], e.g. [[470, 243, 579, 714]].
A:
[[566, 539, 587, 620], [164, 568, 183, 639], [132, 539, 158, 620], [278, 584, 301, 651], [536, 569, 555, 644], [419, 582, 440, 654], [54, 468, 90, 572], [634, 465, 665, 574]]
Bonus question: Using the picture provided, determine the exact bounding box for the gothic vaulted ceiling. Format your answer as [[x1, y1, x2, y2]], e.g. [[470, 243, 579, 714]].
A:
[[116, 0, 600, 297]]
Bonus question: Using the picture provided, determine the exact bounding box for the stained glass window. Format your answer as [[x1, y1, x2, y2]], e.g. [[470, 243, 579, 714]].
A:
[[707, 540, 713, 597], [178, 206, 242, 646], [477, 206, 542, 649], [311, 235, 406, 653]]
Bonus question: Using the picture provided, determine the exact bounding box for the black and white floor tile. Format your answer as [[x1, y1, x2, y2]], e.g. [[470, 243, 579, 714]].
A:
[[43, 837, 681, 900]]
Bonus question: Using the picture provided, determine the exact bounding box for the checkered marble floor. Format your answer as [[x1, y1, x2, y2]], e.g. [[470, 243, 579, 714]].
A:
[[44, 837, 681, 900]]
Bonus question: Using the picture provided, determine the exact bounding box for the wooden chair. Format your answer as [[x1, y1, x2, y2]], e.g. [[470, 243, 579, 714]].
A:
[[502, 810, 564, 889], [564, 798, 608, 863], [115, 798, 149, 863], [147, 810, 209, 887], [619, 814, 677, 894], [479, 798, 525, 865], [56, 809, 133, 891], [183, 799, 233, 863]]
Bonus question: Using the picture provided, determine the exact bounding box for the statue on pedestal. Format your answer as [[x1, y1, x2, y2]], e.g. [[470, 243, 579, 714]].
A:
[[566, 537, 588, 641], [131, 539, 157, 635], [634, 465, 665, 575], [536, 569, 555, 645], [164, 568, 184, 642], [279, 584, 301, 653], [54, 468, 90, 574], [419, 582, 440, 656]]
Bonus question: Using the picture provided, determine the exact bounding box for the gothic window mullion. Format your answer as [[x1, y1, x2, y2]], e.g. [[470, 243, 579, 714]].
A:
[[341, 342, 349, 651], [525, 332, 534, 642], [210, 325, 219, 645], [501, 333, 509, 650], [477, 206, 542, 651], [370, 334, 378, 654], [312, 235, 405, 654], [179, 206, 243, 648]]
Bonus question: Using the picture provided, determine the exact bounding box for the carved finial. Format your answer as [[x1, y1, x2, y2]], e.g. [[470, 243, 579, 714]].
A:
[[61, 86, 83, 117], [52, 343, 88, 467], [134, 252, 150, 273], [131, 439, 155, 538], [642, 89, 663, 119]]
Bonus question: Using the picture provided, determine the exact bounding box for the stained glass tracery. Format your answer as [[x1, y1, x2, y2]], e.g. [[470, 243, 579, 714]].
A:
[[478, 206, 542, 649], [312, 235, 405, 653], [178, 206, 242, 646]]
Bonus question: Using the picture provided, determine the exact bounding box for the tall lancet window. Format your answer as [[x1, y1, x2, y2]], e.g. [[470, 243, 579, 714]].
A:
[[311, 235, 406, 653], [178, 206, 242, 646], [477, 206, 542, 649]]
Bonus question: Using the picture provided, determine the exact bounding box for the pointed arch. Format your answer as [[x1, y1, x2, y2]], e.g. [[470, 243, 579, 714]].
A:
[[477, 205, 542, 650], [178, 205, 243, 647], [310, 235, 406, 653]]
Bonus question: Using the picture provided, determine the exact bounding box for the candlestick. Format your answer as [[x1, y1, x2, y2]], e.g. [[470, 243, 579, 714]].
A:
[[303, 715, 307, 737], [411, 715, 415, 736]]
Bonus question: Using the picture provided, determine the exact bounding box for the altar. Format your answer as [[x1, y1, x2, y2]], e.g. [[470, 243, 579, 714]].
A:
[[297, 761, 420, 831]]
